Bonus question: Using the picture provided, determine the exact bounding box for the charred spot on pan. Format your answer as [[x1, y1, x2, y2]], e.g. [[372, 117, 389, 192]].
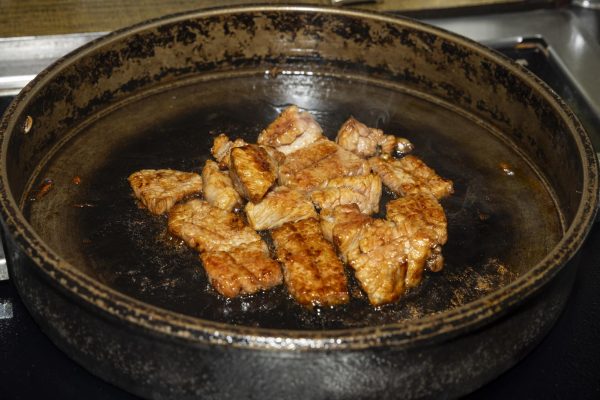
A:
[[264, 12, 303, 40], [438, 82, 472, 105], [415, 30, 438, 48], [441, 41, 471, 63], [330, 16, 373, 44], [475, 100, 511, 125], [173, 21, 199, 45], [225, 13, 257, 35], [121, 76, 153, 94]]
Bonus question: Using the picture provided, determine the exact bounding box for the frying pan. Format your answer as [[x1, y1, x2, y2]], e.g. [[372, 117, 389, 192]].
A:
[[0, 5, 597, 399]]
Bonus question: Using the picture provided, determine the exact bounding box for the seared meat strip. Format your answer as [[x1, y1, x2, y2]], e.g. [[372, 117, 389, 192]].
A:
[[320, 203, 370, 245], [229, 144, 278, 202], [272, 218, 349, 307], [257, 105, 323, 155], [245, 186, 317, 231], [128, 169, 202, 215], [169, 199, 262, 253], [311, 173, 382, 214], [211, 134, 248, 169], [201, 160, 242, 212], [386, 193, 448, 287], [200, 248, 282, 298], [324, 191, 448, 303], [279, 140, 370, 193], [369, 155, 453, 199], [168, 199, 282, 297], [336, 117, 414, 158], [327, 204, 408, 306]]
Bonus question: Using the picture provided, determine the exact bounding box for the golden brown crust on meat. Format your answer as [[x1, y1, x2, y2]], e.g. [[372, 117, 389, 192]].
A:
[[201, 248, 282, 298], [245, 186, 317, 231], [310, 174, 382, 214], [279, 140, 370, 193], [229, 145, 278, 203], [327, 205, 409, 306], [386, 192, 448, 244], [201, 160, 242, 212], [272, 218, 349, 307], [336, 117, 414, 158], [128, 169, 202, 215], [211, 134, 248, 169], [386, 193, 448, 287], [168, 199, 260, 253], [257, 106, 323, 154], [168, 199, 281, 297], [369, 155, 453, 199]]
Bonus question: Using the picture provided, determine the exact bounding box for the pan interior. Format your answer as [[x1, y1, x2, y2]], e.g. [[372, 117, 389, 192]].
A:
[[23, 71, 563, 330]]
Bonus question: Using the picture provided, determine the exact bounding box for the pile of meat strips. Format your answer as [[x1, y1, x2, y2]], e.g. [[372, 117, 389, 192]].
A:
[[128, 106, 453, 308]]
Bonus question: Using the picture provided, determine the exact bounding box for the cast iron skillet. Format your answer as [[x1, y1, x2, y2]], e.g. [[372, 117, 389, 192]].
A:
[[0, 5, 597, 399]]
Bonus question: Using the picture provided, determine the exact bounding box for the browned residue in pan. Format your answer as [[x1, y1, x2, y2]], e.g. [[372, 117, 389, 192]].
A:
[[28, 178, 54, 201]]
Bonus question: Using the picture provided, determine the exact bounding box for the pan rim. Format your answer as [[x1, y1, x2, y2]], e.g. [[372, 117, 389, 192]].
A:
[[0, 4, 597, 351]]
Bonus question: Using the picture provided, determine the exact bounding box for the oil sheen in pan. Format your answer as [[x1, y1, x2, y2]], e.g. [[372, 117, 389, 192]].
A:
[[23, 71, 563, 330]]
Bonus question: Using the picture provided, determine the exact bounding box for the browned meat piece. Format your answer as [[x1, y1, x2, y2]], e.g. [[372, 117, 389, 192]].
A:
[[201, 160, 242, 212], [311, 174, 382, 214], [326, 205, 408, 305], [245, 186, 316, 231], [279, 140, 370, 193], [168, 199, 263, 253], [128, 169, 202, 215], [336, 117, 414, 158], [320, 203, 370, 245], [279, 140, 338, 181], [272, 218, 349, 307], [386, 193, 448, 286], [369, 155, 453, 199], [257, 105, 323, 155], [168, 199, 282, 297], [351, 232, 408, 306], [386, 193, 447, 244], [201, 248, 283, 298], [261, 145, 286, 166], [229, 145, 278, 203], [211, 134, 248, 168]]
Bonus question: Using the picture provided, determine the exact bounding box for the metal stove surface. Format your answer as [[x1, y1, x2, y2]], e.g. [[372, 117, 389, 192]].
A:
[[1, 7, 600, 399]]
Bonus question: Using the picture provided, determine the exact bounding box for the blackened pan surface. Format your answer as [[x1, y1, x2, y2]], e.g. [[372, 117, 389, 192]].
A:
[[22, 71, 561, 329]]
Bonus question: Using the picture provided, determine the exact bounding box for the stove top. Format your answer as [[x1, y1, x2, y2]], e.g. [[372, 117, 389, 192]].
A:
[[1, 7, 600, 399]]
